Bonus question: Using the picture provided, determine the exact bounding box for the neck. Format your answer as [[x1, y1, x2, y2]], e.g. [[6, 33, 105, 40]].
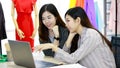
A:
[[77, 25, 83, 35]]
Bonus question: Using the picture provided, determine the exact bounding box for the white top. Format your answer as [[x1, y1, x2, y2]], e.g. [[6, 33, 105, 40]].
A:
[[55, 27, 116, 68]]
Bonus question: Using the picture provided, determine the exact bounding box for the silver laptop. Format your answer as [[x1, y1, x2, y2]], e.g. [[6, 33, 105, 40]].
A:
[[8, 40, 58, 68]]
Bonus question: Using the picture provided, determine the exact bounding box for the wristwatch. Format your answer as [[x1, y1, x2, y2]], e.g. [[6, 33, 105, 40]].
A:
[[54, 37, 59, 40]]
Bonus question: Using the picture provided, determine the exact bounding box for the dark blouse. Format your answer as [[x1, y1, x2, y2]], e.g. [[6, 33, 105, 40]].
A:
[[40, 26, 69, 57]]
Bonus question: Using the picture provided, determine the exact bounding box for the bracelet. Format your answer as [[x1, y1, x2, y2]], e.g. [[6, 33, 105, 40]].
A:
[[54, 37, 59, 40]]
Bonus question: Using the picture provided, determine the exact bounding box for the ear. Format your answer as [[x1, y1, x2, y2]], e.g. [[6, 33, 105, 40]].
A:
[[76, 17, 81, 24]]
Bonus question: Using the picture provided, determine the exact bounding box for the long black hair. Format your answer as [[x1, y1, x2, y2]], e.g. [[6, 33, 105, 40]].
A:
[[39, 4, 66, 42], [65, 7, 112, 53]]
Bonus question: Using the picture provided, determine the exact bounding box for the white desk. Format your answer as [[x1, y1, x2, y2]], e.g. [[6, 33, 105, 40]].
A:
[[0, 56, 63, 68]]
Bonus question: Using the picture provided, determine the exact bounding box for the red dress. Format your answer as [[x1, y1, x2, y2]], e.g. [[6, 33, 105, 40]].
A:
[[12, 0, 36, 51]]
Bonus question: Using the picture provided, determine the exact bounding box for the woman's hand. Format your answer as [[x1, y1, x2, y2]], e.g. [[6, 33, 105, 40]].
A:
[[34, 43, 58, 52], [17, 28, 25, 39], [65, 32, 76, 47], [52, 25, 59, 38], [69, 32, 77, 38]]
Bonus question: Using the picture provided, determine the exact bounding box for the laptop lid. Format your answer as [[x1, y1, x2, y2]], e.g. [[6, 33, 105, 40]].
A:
[[8, 40, 36, 68], [8, 40, 59, 68]]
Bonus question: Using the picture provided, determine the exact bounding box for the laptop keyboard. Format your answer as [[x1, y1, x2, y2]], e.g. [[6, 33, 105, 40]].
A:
[[35, 60, 59, 68]]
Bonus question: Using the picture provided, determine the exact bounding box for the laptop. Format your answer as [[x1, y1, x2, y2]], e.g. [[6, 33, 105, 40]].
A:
[[8, 40, 59, 68]]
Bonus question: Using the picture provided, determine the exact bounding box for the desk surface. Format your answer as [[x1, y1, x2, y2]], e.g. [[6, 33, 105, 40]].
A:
[[0, 56, 63, 68]]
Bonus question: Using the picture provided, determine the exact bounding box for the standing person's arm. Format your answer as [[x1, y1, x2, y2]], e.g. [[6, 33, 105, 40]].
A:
[[11, 2, 24, 39], [31, 3, 39, 39]]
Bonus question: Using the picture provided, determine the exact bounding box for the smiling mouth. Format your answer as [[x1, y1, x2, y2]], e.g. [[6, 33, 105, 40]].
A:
[[46, 24, 51, 27], [47, 25, 51, 27]]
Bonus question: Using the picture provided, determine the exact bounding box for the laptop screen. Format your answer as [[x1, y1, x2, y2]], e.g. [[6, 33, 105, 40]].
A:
[[8, 40, 59, 68]]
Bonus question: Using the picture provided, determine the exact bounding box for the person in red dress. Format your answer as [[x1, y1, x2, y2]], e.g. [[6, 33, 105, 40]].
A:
[[11, 0, 38, 51]]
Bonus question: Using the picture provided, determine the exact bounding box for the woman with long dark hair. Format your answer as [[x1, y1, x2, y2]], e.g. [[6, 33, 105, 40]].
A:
[[38, 3, 69, 57], [35, 7, 116, 68]]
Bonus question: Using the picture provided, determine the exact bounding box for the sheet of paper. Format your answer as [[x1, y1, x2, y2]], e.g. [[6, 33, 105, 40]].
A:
[[50, 63, 87, 68]]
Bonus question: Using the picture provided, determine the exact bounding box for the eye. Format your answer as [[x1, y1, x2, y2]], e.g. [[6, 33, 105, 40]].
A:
[[48, 17, 51, 19], [66, 19, 70, 23], [47, 15, 52, 19]]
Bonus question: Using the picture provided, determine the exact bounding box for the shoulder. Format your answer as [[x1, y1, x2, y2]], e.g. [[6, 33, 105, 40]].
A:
[[59, 26, 68, 32], [59, 26, 69, 35], [58, 26, 69, 37], [32, 0, 37, 5], [0, 2, 2, 7], [87, 28, 98, 34], [0, 2, 3, 14], [11, 0, 16, 4], [81, 28, 102, 42], [86, 28, 100, 37]]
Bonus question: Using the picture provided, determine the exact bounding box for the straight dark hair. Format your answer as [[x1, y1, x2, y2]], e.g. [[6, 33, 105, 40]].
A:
[[39, 4, 66, 42], [65, 7, 112, 53]]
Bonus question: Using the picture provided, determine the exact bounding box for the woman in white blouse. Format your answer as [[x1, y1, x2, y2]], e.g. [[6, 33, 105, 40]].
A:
[[34, 7, 116, 68]]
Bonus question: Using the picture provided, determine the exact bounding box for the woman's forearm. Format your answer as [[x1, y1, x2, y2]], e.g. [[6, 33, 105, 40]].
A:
[[53, 39, 59, 47], [65, 33, 76, 47]]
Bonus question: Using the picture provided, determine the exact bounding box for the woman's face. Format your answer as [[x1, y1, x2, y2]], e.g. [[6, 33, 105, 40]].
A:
[[65, 15, 79, 33], [42, 11, 56, 29]]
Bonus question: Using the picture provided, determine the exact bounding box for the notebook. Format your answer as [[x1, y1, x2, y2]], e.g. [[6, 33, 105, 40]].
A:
[[8, 40, 58, 68]]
